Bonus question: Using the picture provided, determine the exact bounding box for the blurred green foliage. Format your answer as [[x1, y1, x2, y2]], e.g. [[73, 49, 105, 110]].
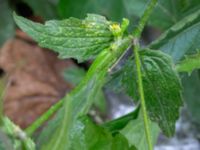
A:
[[23, 0, 59, 19], [0, 0, 200, 149], [0, 0, 14, 46]]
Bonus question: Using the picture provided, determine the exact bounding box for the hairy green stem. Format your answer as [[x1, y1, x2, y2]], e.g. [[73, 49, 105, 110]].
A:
[[134, 41, 153, 150], [25, 100, 63, 136], [132, 0, 158, 150], [133, 0, 158, 38]]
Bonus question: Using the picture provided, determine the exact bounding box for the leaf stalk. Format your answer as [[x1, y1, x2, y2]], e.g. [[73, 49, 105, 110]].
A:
[[25, 100, 63, 136], [132, 0, 158, 150]]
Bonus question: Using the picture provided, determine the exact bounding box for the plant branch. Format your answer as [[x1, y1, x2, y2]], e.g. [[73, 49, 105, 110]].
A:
[[25, 100, 63, 136], [132, 0, 158, 38], [132, 0, 158, 150]]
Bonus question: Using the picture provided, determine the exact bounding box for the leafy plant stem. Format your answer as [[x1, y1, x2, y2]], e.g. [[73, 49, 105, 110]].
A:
[[132, 0, 158, 150], [25, 100, 63, 136]]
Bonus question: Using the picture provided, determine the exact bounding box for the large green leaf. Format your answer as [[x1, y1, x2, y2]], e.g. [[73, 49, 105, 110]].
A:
[[147, 6, 200, 126], [121, 112, 160, 150], [139, 49, 182, 136], [0, 0, 14, 47], [39, 37, 132, 150], [124, 0, 200, 30], [58, 0, 127, 21], [150, 9, 200, 63], [111, 49, 182, 136], [14, 13, 116, 62]]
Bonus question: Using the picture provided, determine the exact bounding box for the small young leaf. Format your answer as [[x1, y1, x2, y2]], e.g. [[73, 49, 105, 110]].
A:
[[150, 9, 200, 62], [176, 52, 200, 73], [121, 111, 160, 150], [14, 13, 117, 62]]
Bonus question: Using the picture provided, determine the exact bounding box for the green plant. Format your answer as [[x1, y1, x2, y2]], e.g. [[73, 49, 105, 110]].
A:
[[1, 0, 200, 150]]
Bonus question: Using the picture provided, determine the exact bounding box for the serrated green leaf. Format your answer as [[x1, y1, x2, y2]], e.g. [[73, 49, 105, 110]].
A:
[[124, 0, 200, 30], [150, 9, 200, 63], [176, 52, 200, 73], [121, 111, 160, 150], [139, 49, 182, 136], [112, 49, 182, 136], [39, 37, 132, 150], [14, 13, 116, 62], [0, 0, 14, 46], [146, 4, 200, 128]]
